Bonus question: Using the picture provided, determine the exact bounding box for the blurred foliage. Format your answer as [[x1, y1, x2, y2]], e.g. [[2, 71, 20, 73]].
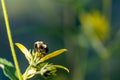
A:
[[0, 58, 18, 80], [0, 0, 120, 80]]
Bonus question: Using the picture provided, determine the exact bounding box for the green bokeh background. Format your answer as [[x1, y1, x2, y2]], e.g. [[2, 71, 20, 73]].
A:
[[0, 0, 120, 80]]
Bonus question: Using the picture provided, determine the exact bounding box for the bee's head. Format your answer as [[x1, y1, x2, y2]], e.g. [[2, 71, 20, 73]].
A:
[[34, 41, 48, 54]]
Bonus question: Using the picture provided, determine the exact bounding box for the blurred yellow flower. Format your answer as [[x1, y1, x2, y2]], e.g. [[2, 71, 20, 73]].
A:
[[80, 11, 110, 40]]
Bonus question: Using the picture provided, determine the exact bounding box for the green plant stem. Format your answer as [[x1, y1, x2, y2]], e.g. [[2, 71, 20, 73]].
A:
[[102, 0, 112, 22], [102, 1, 112, 79], [1, 0, 22, 80], [23, 65, 32, 80], [84, 26, 110, 80]]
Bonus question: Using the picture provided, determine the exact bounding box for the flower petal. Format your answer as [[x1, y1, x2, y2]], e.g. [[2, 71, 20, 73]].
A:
[[39, 49, 67, 63], [15, 43, 32, 62], [54, 65, 69, 72], [22, 67, 36, 79]]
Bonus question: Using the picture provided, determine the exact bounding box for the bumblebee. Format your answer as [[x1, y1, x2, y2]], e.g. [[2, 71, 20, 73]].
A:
[[34, 41, 48, 58]]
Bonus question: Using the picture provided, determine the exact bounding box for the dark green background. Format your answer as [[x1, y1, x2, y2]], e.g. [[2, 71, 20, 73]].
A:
[[0, 0, 120, 80]]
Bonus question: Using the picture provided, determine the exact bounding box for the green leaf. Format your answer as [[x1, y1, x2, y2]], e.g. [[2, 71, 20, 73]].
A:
[[15, 43, 33, 63], [0, 58, 18, 80], [53, 65, 69, 73], [39, 49, 67, 63]]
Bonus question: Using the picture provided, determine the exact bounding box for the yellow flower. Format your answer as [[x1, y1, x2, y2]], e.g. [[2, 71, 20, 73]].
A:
[[15, 43, 69, 79], [80, 11, 110, 40]]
